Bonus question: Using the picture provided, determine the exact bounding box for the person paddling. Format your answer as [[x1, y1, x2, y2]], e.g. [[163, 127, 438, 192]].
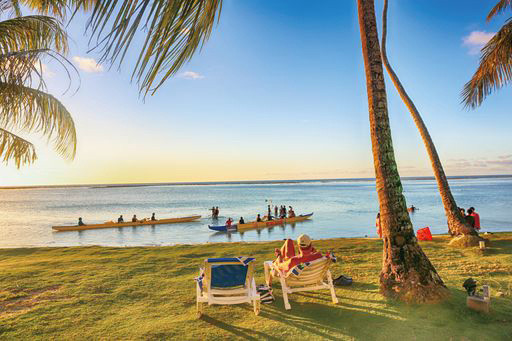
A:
[[239, 217, 245, 224], [78, 217, 85, 226], [132, 215, 138, 223], [256, 214, 262, 222], [118, 215, 124, 223], [151, 213, 157, 221]]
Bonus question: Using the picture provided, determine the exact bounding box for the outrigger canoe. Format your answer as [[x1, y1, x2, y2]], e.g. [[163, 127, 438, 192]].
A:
[[208, 213, 313, 232], [52, 215, 202, 232]]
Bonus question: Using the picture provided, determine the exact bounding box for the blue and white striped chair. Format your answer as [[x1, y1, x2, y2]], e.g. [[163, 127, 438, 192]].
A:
[[195, 257, 260, 317]]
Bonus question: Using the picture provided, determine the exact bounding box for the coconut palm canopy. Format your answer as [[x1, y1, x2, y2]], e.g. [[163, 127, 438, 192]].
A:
[[462, 0, 512, 108], [0, 0, 77, 168], [68, 0, 223, 96]]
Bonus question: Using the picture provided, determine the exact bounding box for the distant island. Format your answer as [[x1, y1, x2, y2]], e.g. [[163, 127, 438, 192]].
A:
[[1, 174, 511, 190]]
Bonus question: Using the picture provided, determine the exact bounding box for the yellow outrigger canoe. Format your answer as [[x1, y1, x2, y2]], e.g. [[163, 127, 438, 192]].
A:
[[52, 215, 202, 232], [208, 213, 313, 232]]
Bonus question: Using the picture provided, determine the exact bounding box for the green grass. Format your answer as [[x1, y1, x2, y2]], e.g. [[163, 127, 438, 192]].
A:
[[1, 233, 512, 340]]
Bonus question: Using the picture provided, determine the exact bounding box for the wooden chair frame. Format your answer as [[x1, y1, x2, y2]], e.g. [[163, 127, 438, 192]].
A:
[[264, 257, 338, 310], [196, 260, 260, 318]]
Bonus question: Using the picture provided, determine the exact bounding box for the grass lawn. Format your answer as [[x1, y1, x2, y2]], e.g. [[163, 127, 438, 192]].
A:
[[1, 233, 511, 340]]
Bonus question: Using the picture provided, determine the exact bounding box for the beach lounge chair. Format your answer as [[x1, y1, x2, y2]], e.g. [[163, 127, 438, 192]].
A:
[[195, 257, 260, 317], [263, 257, 338, 310]]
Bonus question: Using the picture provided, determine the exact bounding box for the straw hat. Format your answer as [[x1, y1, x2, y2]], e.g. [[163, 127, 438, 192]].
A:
[[297, 234, 312, 248]]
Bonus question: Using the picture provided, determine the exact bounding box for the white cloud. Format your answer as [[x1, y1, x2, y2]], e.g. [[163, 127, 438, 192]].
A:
[[34, 62, 55, 78], [462, 31, 495, 55], [179, 71, 204, 80], [72, 56, 104, 73]]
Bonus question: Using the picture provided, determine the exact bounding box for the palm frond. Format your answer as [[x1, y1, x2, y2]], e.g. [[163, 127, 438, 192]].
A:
[[81, 0, 222, 96], [487, 0, 512, 21], [0, 127, 37, 167], [0, 48, 50, 86], [17, 0, 96, 19], [462, 19, 512, 108], [0, 82, 76, 159], [0, 48, 79, 94], [0, 15, 68, 55]]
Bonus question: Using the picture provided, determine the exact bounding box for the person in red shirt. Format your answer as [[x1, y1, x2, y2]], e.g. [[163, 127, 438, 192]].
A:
[[468, 207, 481, 230], [273, 234, 323, 273], [225, 217, 233, 228]]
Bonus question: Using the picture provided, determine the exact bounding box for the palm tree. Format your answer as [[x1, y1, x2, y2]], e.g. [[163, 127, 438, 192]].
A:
[[462, 0, 512, 108], [0, 1, 76, 168], [380, 0, 476, 237], [357, 0, 448, 302]]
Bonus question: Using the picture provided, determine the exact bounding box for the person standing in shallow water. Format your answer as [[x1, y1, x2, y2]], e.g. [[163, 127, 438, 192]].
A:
[[376, 213, 382, 238]]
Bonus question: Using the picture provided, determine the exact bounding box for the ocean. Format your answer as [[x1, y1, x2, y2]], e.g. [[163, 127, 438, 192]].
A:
[[0, 176, 510, 248]]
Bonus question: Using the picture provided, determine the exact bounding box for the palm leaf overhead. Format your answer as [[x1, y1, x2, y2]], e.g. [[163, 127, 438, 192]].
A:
[[487, 0, 512, 21], [17, 0, 96, 19], [462, 19, 512, 108], [80, 0, 222, 95], [463, 1, 512, 108], [0, 127, 36, 167], [0, 83, 77, 161], [0, 2, 77, 167], [0, 15, 68, 54]]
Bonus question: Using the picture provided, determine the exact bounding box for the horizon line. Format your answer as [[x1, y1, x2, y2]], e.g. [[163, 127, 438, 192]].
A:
[[1, 174, 511, 190]]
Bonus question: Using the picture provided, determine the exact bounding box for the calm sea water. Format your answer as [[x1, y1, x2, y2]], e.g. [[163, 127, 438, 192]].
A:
[[0, 177, 511, 248]]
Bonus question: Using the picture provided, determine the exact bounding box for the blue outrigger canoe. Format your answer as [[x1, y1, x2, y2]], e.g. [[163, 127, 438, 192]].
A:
[[208, 213, 313, 232]]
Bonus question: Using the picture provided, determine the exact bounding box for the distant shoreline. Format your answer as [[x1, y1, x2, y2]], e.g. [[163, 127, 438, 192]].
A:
[[1, 174, 511, 190]]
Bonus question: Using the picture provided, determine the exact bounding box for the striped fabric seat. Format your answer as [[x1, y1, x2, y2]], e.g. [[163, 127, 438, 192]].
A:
[[264, 257, 338, 310]]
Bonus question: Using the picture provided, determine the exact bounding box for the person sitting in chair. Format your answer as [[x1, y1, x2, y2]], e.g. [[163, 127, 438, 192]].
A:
[[273, 234, 323, 273]]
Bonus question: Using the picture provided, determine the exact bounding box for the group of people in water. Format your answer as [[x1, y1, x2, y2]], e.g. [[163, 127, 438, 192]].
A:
[[221, 205, 298, 228], [267, 205, 296, 220], [77, 213, 158, 226], [210, 206, 220, 219]]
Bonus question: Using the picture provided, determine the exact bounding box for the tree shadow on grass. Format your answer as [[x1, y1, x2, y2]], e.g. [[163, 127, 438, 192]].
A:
[[200, 315, 280, 340], [348, 282, 379, 292], [484, 240, 512, 255], [253, 301, 400, 340]]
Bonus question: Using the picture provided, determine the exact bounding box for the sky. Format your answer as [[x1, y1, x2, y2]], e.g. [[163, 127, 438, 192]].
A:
[[1, 0, 511, 186]]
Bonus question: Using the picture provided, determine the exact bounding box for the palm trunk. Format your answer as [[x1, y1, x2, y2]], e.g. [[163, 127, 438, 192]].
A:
[[380, 0, 476, 237], [357, 0, 448, 302]]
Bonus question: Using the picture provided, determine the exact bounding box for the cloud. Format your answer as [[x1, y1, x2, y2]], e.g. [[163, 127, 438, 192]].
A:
[[462, 31, 495, 55], [179, 71, 204, 80], [34, 62, 55, 78], [72, 56, 104, 73], [446, 155, 512, 173]]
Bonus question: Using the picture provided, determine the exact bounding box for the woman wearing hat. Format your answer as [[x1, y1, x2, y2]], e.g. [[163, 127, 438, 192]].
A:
[[273, 234, 323, 273]]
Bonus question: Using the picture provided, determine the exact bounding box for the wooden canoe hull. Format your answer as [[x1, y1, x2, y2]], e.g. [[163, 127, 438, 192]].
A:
[[208, 213, 313, 232], [52, 215, 202, 232]]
